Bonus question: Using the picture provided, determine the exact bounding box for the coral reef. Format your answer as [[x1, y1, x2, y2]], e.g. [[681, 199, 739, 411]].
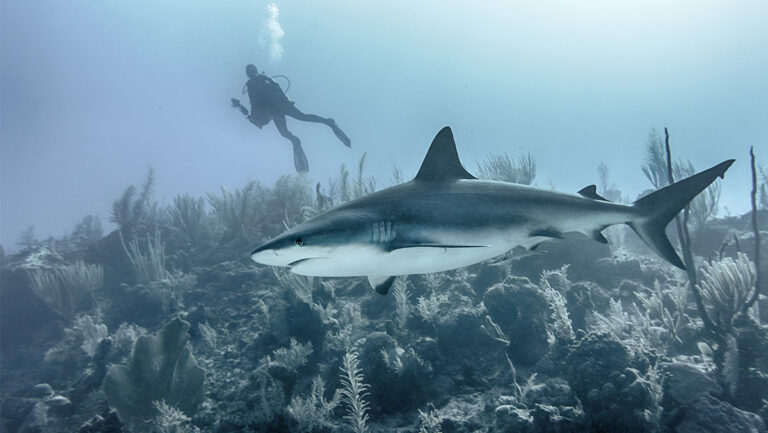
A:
[[1, 165, 765, 433]]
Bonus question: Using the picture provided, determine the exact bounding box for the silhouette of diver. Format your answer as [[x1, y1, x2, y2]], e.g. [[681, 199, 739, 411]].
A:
[[231, 64, 351, 172]]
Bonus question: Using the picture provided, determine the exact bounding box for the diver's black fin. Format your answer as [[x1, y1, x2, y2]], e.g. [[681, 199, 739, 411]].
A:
[[368, 275, 396, 295], [293, 142, 309, 173], [329, 119, 351, 147], [578, 185, 609, 201], [629, 159, 735, 270], [414, 127, 476, 182], [530, 228, 564, 239]]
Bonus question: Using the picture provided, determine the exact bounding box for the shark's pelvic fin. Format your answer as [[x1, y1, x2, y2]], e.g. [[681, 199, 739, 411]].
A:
[[578, 185, 610, 202], [629, 159, 735, 270], [414, 127, 477, 182], [368, 275, 397, 295], [588, 228, 609, 244]]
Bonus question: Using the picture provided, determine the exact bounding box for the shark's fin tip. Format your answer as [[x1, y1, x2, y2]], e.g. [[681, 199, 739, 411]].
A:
[[368, 275, 396, 295]]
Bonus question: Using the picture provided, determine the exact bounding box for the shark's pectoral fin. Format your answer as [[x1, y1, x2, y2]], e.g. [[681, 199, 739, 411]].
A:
[[367, 275, 397, 295], [578, 185, 610, 201], [529, 228, 563, 239]]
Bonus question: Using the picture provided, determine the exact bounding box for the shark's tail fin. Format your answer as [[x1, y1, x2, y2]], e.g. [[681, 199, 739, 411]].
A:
[[628, 159, 735, 269]]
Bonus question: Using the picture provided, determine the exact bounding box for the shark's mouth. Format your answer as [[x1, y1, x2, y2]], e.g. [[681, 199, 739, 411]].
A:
[[288, 257, 325, 267]]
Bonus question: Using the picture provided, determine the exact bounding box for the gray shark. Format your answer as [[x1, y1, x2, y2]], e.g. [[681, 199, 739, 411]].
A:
[[251, 127, 734, 294]]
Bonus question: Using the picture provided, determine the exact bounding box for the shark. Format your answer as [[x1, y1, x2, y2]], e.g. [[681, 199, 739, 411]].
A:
[[251, 127, 734, 294]]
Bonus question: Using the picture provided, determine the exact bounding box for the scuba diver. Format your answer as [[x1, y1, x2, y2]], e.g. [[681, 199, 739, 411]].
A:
[[232, 64, 351, 173]]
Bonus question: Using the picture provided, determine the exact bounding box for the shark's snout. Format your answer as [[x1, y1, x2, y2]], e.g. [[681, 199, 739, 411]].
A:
[[250, 247, 282, 266]]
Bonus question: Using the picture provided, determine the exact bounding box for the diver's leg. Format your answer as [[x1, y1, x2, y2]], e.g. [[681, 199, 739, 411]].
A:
[[285, 105, 352, 147], [273, 115, 309, 172], [284, 104, 328, 123]]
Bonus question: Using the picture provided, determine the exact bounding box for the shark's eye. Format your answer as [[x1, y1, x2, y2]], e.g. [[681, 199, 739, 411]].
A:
[[294, 238, 304, 246]]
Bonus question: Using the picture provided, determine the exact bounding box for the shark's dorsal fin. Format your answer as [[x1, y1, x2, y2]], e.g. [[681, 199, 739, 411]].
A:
[[578, 185, 609, 202], [414, 127, 477, 182]]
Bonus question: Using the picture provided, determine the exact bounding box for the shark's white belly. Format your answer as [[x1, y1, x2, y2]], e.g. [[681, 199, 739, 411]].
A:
[[290, 243, 513, 277]]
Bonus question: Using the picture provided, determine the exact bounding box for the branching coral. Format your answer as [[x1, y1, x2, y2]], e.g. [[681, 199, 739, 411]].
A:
[[28, 261, 103, 318], [272, 267, 314, 305], [392, 278, 410, 331], [476, 152, 536, 185], [111, 167, 159, 238], [339, 349, 371, 433], [697, 252, 757, 331], [261, 338, 313, 371], [207, 180, 268, 242], [121, 230, 167, 285], [286, 376, 341, 433], [417, 402, 443, 433], [539, 267, 574, 342], [167, 193, 209, 247]]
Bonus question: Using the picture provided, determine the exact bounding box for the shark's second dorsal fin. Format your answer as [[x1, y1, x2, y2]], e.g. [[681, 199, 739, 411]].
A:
[[414, 127, 477, 182], [578, 185, 609, 202]]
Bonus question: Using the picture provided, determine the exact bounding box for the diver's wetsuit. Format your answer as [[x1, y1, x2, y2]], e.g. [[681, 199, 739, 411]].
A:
[[245, 73, 350, 173]]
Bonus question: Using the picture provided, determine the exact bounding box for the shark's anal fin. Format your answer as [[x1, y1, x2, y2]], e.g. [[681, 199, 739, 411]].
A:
[[529, 228, 563, 239], [368, 276, 396, 295], [578, 185, 610, 202]]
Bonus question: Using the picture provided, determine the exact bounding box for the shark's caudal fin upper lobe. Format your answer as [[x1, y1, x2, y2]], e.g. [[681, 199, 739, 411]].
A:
[[629, 159, 735, 269]]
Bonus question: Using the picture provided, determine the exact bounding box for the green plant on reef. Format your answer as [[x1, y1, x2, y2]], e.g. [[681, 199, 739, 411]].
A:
[[104, 317, 204, 433], [477, 152, 536, 185], [121, 230, 168, 285], [268, 174, 314, 227], [111, 167, 159, 239], [339, 349, 371, 433], [272, 267, 314, 305], [28, 261, 103, 319], [260, 338, 313, 372], [152, 400, 199, 433], [539, 266, 574, 342], [641, 130, 721, 227], [286, 376, 341, 433], [70, 215, 104, 249], [328, 153, 376, 204], [638, 280, 688, 348], [207, 180, 268, 243], [417, 402, 443, 433], [697, 252, 757, 332], [392, 278, 410, 331], [167, 193, 209, 247]]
